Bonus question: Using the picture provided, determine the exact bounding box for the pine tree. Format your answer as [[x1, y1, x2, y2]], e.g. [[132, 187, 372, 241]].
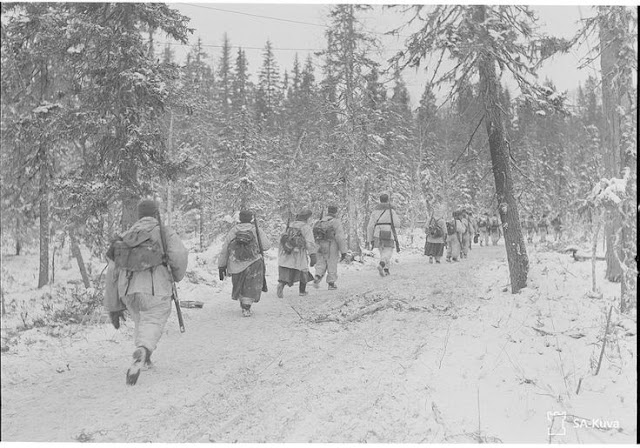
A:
[[255, 40, 282, 130], [217, 33, 233, 118], [319, 4, 379, 251]]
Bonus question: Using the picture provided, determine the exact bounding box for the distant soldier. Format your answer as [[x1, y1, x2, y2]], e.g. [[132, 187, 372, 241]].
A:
[[446, 210, 465, 262], [477, 212, 490, 247], [551, 213, 563, 242], [218, 210, 271, 317], [524, 214, 537, 243], [538, 213, 550, 243], [366, 193, 401, 276], [424, 206, 448, 264], [489, 213, 501, 246], [468, 210, 479, 248], [460, 209, 475, 258], [312, 205, 347, 290], [105, 199, 188, 386], [277, 209, 317, 298]]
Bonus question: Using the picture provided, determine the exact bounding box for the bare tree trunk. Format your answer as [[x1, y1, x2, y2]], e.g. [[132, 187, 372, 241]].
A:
[[199, 182, 206, 251], [346, 167, 359, 251], [69, 228, 91, 289], [362, 178, 370, 243], [599, 10, 630, 284], [38, 145, 50, 289], [475, 5, 528, 293], [167, 110, 174, 226], [604, 214, 622, 282], [1, 287, 6, 317], [15, 216, 22, 256], [592, 211, 603, 293]]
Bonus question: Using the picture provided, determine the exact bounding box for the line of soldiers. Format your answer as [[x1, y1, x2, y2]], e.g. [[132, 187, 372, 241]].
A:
[[522, 212, 563, 243], [105, 197, 562, 385]]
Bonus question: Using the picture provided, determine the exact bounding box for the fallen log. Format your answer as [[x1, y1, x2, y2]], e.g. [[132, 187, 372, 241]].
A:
[[564, 246, 605, 262]]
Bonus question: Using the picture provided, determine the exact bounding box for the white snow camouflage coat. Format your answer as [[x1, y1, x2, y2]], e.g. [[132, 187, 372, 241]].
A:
[[115, 217, 188, 299], [366, 204, 401, 244], [278, 220, 317, 271], [218, 222, 272, 274], [314, 216, 347, 256]]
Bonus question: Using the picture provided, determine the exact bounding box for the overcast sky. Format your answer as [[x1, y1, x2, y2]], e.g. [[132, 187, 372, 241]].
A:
[[165, 3, 604, 106]]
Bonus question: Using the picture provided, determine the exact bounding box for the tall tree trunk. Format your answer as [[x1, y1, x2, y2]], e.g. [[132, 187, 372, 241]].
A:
[[475, 6, 528, 293], [167, 110, 174, 226], [199, 182, 206, 251], [599, 11, 626, 283], [37, 144, 50, 288], [69, 228, 91, 289], [362, 178, 370, 242], [15, 216, 22, 256]]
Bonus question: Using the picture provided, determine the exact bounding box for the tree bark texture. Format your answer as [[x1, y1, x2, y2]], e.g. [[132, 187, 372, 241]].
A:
[[37, 145, 49, 289], [475, 6, 528, 293], [599, 12, 634, 284], [69, 228, 91, 289]]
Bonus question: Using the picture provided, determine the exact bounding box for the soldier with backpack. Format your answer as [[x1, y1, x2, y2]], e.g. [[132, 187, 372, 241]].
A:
[[277, 209, 317, 298], [218, 210, 271, 317], [445, 210, 466, 262], [477, 212, 490, 247], [489, 213, 502, 246], [105, 199, 188, 386], [366, 194, 401, 277], [460, 209, 473, 258], [524, 214, 537, 243], [539, 213, 551, 243], [424, 206, 448, 264], [551, 212, 563, 242], [312, 205, 347, 290]]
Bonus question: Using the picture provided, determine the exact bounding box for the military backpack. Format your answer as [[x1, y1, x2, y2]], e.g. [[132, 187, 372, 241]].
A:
[[428, 218, 444, 238], [229, 229, 259, 262], [313, 220, 335, 241], [112, 232, 164, 272], [280, 227, 306, 254]]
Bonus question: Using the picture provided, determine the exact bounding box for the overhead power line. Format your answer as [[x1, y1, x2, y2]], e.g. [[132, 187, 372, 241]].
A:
[[180, 3, 413, 40], [182, 3, 328, 29]]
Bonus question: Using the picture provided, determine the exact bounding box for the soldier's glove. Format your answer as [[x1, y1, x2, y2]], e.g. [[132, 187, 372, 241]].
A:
[[219, 267, 227, 281], [341, 253, 347, 261], [110, 310, 126, 330], [309, 253, 317, 267]]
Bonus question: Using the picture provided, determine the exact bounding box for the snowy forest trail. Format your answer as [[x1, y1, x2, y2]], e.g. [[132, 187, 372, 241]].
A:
[[1, 244, 636, 443]]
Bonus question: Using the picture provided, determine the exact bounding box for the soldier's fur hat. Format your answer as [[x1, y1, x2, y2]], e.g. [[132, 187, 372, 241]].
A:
[[239, 210, 253, 223], [296, 209, 312, 221], [138, 199, 158, 219], [327, 205, 338, 216]]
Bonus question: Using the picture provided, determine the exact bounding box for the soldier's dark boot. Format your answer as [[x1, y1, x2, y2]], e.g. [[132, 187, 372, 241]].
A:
[[328, 282, 337, 290], [276, 282, 285, 298], [377, 261, 385, 277], [143, 348, 153, 371], [126, 346, 147, 385]]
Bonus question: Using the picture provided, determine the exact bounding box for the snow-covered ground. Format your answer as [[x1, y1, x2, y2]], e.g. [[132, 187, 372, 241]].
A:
[[1, 236, 636, 442]]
